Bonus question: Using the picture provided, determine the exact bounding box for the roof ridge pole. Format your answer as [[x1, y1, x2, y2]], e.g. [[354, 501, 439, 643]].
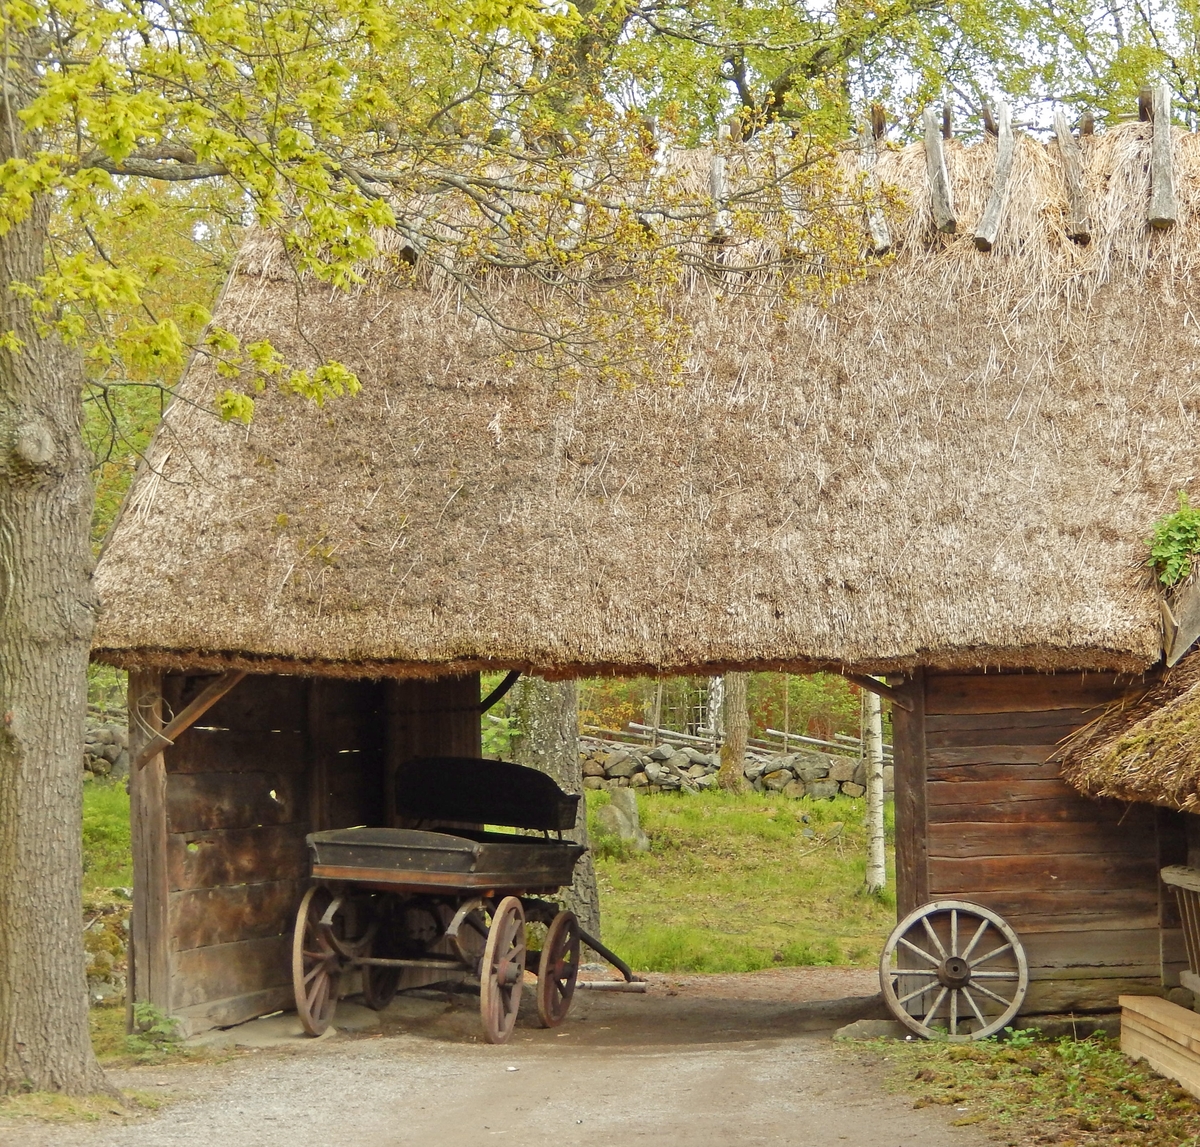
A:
[[974, 100, 1014, 252], [858, 123, 892, 255], [1053, 108, 1092, 246], [1149, 82, 1178, 230], [923, 107, 957, 234]]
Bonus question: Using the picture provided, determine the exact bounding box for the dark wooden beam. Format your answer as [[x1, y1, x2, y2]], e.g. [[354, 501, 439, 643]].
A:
[[889, 671, 929, 916], [479, 670, 521, 713], [133, 670, 247, 770], [844, 672, 914, 712]]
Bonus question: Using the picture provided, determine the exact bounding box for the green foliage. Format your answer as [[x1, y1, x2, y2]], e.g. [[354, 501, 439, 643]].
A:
[[1148, 492, 1200, 587], [591, 789, 895, 973], [125, 1003, 181, 1060], [874, 1031, 1200, 1144], [81, 781, 133, 894]]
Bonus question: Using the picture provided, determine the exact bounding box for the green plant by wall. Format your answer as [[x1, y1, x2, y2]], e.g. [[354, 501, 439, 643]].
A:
[[1148, 492, 1200, 588]]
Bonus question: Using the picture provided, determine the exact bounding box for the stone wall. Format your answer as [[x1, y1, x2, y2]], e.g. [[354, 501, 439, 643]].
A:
[[579, 737, 894, 799]]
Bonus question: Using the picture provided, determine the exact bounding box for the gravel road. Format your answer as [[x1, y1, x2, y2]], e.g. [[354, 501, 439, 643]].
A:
[[5, 969, 993, 1147]]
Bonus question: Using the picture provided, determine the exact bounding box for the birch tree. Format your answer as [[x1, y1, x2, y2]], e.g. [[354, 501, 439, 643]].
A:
[[863, 687, 887, 897]]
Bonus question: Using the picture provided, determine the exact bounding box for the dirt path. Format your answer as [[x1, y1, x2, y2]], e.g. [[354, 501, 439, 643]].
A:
[[8, 969, 993, 1147]]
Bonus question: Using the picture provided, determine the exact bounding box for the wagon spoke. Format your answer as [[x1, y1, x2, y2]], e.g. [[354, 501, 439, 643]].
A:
[[970, 942, 1013, 968], [921, 917, 948, 959], [962, 986, 987, 1028], [950, 910, 959, 958], [897, 980, 937, 1006], [898, 936, 940, 966], [960, 918, 990, 962], [950, 987, 958, 1035], [970, 970, 1021, 979], [971, 982, 1015, 1008], [922, 987, 948, 1028]]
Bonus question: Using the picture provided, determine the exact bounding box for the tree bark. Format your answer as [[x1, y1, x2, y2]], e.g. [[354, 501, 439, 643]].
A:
[[863, 688, 887, 896], [717, 672, 748, 792], [0, 92, 112, 1094], [508, 677, 601, 938]]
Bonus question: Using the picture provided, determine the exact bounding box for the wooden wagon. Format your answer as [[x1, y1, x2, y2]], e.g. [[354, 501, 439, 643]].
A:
[[293, 756, 618, 1044]]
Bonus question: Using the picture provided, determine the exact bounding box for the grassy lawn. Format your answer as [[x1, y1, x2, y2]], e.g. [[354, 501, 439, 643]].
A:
[[83, 779, 133, 895], [862, 1031, 1200, 1146], [589, 788, 895, 972]]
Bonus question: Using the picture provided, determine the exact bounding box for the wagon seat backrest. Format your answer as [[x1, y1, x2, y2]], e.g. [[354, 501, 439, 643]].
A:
[[393, 757, 580, 833]]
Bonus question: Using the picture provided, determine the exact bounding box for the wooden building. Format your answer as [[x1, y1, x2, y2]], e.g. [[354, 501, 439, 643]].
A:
[[94, 114, 1200, 1033]]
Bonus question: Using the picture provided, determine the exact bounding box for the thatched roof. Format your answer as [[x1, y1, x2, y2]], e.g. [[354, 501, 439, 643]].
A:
[[94, 123, 1200, 680], [1058, 652, 1200, 810]]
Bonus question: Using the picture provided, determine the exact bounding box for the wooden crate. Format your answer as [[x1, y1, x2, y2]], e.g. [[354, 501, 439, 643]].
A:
[[1120, 995, 1200, 1099]]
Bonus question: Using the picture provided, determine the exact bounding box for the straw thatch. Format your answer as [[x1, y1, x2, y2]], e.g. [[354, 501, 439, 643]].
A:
[[93, 123, 1200, 679], [1058, 652, 1200, 809]]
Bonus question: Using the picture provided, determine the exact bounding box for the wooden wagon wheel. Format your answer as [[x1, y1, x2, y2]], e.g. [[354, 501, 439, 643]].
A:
[[292, 884, 345, 1036], [480, 896, 526, 1045], [536, 910, 580, 1029], [879, 900, 1028, 1041]]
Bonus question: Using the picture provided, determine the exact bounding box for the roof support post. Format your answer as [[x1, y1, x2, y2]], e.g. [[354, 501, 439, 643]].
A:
[[974, 101, 1014, 252], [923, 107, 957, 234], [1149, 82, 1178, 230], [858, 127, 892, 256], [1053, 109, 1092, 245]]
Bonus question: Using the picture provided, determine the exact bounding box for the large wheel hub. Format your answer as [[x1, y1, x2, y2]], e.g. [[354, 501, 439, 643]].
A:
[[937, 954, 971, 989]]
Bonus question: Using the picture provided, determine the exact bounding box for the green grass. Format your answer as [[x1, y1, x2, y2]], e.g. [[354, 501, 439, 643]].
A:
[[863, 1031, 1200, 1145], [589, 789, 895, 973], [82, 780, 132, 894]]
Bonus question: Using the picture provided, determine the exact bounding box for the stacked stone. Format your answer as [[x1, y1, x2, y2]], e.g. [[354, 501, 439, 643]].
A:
[[84, 723, 130, 778], [578, 738, 894, 799]]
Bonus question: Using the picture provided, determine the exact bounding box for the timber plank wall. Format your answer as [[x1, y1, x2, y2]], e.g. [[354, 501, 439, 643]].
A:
[[128, 671, 481, 1036], [891, 669, 1187, 1015]]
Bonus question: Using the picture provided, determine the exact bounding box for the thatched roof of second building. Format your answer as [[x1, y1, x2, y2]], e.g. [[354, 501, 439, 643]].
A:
[[93, 123, 1200, 679]]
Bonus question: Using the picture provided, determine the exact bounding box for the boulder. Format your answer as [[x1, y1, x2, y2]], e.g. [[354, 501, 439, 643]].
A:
[[792, 751, 831, 782], [582, 759, 607, 778], [883, 765, 895, 793], [605, 755, 639, 779], [664, 751, 691, 775], [852, 760, 867, 787], [782, 780, 806, 799], [841, 782, 866, 798], [828, 757, 856, 783], [644, 761, 665, 783], [630, 771, 649, 787], [659, 775, 682, 790], [683, 748, 714, 766], [648, 744, 676, 761], [744, 760, 769, 781], [693, 773, 717, 789], [762, 770, 791, 791], [583, 776, 605, 790], [807, 779, 839, 800], [686, 764, 709, 779]]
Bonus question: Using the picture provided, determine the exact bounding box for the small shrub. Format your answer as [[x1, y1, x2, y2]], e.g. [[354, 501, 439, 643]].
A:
[[1148, 491, 1200, 587], [125, 1003, 181, 1060]]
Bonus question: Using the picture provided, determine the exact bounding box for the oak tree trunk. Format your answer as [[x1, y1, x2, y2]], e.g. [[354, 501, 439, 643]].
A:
[[508, 677, 601, 937], [717, 672, 748, 792], [0, 97, 111, 1094]]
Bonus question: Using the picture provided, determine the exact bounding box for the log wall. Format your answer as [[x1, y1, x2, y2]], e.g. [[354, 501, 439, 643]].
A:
[[129, 670, 480, 1036], [892, 670, 1181, 1015]]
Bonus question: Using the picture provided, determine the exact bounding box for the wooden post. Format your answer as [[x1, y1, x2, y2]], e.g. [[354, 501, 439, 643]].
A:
[[858, 127, 892, 256], [974, 101, 1014, 252], [889, 670, 928, 916], [863, 685, 886, 895], [1053, 109, 1092, 245], [923, 108, 957, 234], [1149, 82, 1178, 230], [128, 669, 172, 1027], [709, 124, 731, 242]]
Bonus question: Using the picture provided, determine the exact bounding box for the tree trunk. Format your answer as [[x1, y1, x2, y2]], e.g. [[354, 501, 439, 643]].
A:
[[863, 688, 887, 896], [717, 672, 748, 792], [0, 98, 111, 1095], [508, 677, 601, 938]]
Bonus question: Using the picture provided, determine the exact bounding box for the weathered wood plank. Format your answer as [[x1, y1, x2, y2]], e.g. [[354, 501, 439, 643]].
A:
[[173, 985, 296, 1039], [929, 853, 1159, 892], [926, 744, 1062, 767], [1166, 580, 1200, 666], [928, 777, 1077, 806], [974, 101, 1014, 251], [925, 673, 1131, 715], [1024, 978, 1157, 1015], [924, 709, 1098, 734], [166, 729, 307, 775], [964, 888, 1159, 926], [1053, 109, 1091, 244], [168, 824, 309, 891], [923, 109, 956, 233], [199, 674, 309, 733], [928, 819, 1156, 859], [1022, 927, 1163, 970], [1149, 82, 1178, 230], [926, 720, 1080, 747], [926, 761, 1065, 783], [129, 670, 172, 1022], [135, 671, 247, 770], [889, 671, 928, 916], [170, 880, 305, 951], [858, 129, 891, 255], [171, 935, 291, 1011], [166, 771, 301, 833], [1122, 1011, 1200, 1100], [928, 796, 1119, 824]]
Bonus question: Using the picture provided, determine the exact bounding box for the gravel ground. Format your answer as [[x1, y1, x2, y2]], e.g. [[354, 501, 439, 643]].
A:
[[5, 968, 991, 1147]]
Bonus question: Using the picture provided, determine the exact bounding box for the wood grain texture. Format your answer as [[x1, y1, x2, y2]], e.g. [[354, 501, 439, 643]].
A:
[[929, 853, 1159, 892], [923, 108, 956, 233], [166, 771, 300, 833], [166, 729, 306, 774], [924, 673, 1130, 714], [889, 672, 928, 916], [172, 985, 297, 1039], [926, 761, 1064, 783], [974, 101, 1014, 251], [169, 880, 305, 951], [1026, 977, 1158, 1013], [197, 674, 309, 733], [171, 935, 292, 1011], [926, 744, 1061, 766], [924, 709, 1098, 734], [1149, 83, 1178, 230], [1053, 110, 1091, 244], [929, 819, 1156, 858], [167, 824, 309, 891]]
